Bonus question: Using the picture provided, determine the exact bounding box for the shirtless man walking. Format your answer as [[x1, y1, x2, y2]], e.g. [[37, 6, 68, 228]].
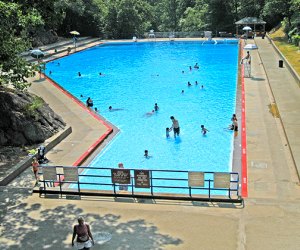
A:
[[169, 116, 180, 138]]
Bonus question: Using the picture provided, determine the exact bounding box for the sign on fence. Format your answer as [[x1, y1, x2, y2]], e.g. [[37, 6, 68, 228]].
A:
[[111, 169, 131, 184], [214, 173, 231, 188], [188, 172, 204, 187], [63, 167, 78, 182], [134, 170, 150, 188]]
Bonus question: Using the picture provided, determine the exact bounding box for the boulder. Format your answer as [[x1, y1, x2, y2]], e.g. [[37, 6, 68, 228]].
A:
[[0, 88, 65, 146]]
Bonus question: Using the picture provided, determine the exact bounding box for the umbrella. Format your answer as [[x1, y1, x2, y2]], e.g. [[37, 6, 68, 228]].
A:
[[242, 26, 252, 31], [70, 31, 80, 35], [244, 44, 258, 50], [30, 49, 44, 59]]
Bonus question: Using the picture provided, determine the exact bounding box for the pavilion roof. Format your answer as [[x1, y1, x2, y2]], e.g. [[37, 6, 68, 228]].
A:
[[235, 17, 266, 25]]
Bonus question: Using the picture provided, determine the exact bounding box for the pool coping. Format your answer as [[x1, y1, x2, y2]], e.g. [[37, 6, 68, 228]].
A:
[[42, 74, 115, 166], [39, 40, 248, 195]]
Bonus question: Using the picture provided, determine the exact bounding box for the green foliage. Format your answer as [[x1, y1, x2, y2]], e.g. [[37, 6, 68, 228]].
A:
[[292, 34, 300, 46], [24, 96, 44, 118], [103, 0, 153, 38], [0, 1, 42, 90]]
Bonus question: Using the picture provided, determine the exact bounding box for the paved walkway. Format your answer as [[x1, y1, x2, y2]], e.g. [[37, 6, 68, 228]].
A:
[[254, 37, 300, 177], [1, 38, 300, 249]]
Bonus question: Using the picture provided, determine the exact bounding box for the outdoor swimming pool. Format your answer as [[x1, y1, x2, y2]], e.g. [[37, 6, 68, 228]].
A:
[[46, 41, 239, 193]]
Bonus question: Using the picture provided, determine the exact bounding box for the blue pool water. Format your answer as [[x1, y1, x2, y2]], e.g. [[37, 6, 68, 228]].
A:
[[46, 41, 239, 193]]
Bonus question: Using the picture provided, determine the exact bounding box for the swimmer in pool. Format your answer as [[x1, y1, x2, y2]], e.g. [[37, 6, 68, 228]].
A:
[[145, 110, 155, 117], [109, 106, 124, 111], [166, 127, 170, 138], [201, 125, 209, 135]]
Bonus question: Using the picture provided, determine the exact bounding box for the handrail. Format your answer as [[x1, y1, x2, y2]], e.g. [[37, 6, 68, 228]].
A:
[[35, 166, 242, 203]]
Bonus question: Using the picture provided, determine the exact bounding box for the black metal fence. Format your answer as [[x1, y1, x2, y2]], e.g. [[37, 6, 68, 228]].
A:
[[35, 166, 243, 203]]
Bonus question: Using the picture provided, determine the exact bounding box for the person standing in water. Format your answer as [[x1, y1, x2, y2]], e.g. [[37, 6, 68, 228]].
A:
[[170, 116, 180, 138]]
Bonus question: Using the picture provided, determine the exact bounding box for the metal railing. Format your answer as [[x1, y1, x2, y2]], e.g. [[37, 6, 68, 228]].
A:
[[35, 166, 243, 203]]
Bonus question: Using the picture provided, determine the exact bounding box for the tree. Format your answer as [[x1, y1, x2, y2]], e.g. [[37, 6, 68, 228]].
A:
[[179, 0, 209, 32], [262, 0, 294, 29], [0, 1, 43, 90], [104, 0, 153, 38]]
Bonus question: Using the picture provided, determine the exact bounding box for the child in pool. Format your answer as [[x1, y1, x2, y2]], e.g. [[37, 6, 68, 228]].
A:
[[166, 127, 170, 138]]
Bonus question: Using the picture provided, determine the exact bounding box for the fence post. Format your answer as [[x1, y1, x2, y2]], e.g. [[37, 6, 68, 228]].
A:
[[150, 171, 153, 196], [77, 180, 80, 195], [58, 174, 62, 198], [208, 179, 211, 199]]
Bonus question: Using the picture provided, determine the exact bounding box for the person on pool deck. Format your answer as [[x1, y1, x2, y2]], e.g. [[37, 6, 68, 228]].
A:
[[32, 157, 39, 184], [170, 116, 180, 138], [201, 125, 209, 135], [118, 163, 128, 190], [154, 103, 159, 111], [72, 217, 94, 250], [241, 51, 251, 64]]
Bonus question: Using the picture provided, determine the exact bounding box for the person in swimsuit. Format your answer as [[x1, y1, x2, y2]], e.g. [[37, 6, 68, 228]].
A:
[[229, 120, 238, 131], [241, 51, 251, 64], [86, 97, 93, 108], [170, 116, 180, 138], [154, 103, 159, 111], [231, 114, 237, 122], [166, 127, 170, 138], [72, 217, 94, 250], [32, 157, 39, 183]]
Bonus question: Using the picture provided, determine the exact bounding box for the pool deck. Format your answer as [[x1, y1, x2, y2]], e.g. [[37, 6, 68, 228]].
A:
[[1, 37, 300, 249]]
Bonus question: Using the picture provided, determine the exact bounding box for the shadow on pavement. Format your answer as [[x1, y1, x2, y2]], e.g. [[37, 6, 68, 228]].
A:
[[0, 188, 182, 249]]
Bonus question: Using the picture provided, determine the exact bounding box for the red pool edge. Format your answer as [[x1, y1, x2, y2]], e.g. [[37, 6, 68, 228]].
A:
[[240, 48, 248, 198], [42, 73, 113, 167]]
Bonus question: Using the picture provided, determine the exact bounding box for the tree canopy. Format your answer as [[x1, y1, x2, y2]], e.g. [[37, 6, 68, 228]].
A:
[[0, 0, 299, 90]]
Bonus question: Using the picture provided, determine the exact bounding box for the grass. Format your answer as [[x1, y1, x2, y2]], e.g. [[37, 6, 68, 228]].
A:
[[269, 27, 300, 76]]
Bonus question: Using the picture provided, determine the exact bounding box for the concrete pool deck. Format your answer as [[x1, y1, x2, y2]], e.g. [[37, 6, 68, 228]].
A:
[[1, 37, 300, 249]]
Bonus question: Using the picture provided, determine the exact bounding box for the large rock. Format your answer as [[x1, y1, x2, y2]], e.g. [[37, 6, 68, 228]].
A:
[[31, 28, 59, 47], [0, 88, 65, 146]]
